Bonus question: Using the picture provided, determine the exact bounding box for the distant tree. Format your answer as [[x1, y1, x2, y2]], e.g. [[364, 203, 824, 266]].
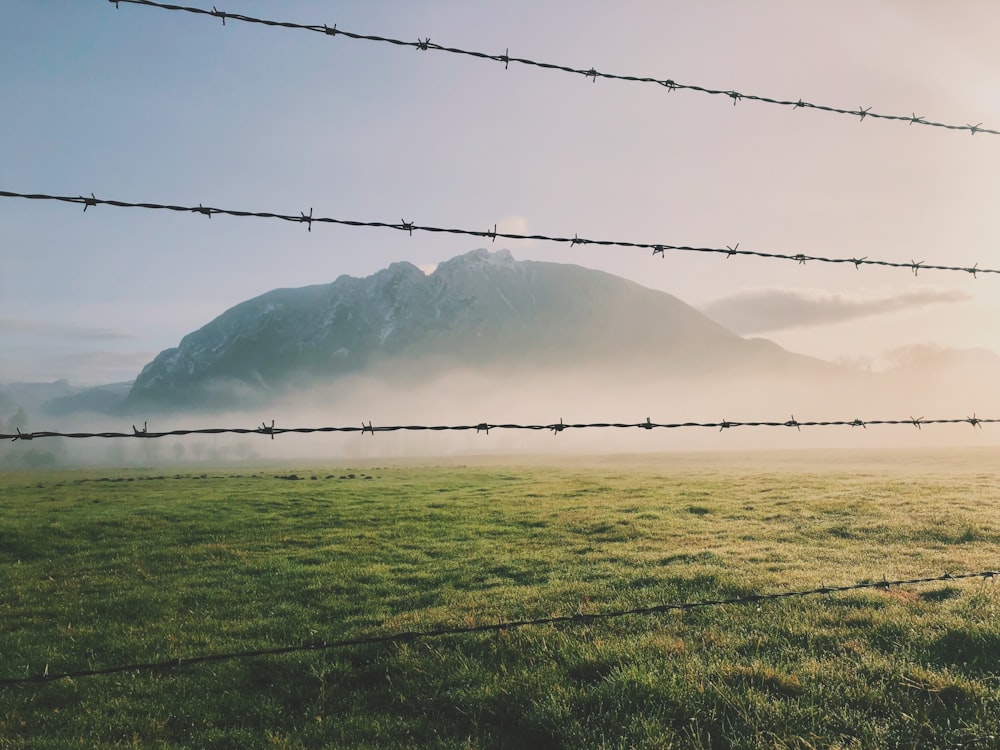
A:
[[234, 441, 258, 461], [8, 407, 27, 432], [21, 448, 57, 468], [105, 442, 128, 467], [140, 439, 162, 467]]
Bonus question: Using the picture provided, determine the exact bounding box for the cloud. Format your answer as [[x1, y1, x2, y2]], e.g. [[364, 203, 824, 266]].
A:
[[496, 215, 529, 236], [0, 318, 140, 341], [879, 343, 1000, 371], [699, 288, 972, 335], [0, 346, 156, 385], [43, 351, 157, 370]]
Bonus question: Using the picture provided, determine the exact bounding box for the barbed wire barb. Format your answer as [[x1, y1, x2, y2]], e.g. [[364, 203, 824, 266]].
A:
[[3, 190, 997, 278], [105, 0, 1000, 138]]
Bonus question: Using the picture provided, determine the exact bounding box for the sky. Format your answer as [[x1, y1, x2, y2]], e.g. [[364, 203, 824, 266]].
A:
[[2, 0, 999, 387]]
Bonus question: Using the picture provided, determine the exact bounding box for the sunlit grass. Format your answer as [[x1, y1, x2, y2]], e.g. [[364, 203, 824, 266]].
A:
[[1, 457, 999, 748]]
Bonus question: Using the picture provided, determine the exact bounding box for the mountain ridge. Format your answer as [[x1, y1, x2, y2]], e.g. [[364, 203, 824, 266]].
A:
[[126, 249, 834, 410]]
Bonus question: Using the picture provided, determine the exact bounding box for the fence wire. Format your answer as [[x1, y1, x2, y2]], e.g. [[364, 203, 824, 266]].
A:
[[106, 0, 999, 138], [2, 190, 996, 278], [4, 415, 997, 442], [2, 570, 993, 686], [3, 0, 992, 700]]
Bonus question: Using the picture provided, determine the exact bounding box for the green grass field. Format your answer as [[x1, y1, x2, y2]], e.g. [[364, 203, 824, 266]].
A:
[[1, 452, 999, 748]]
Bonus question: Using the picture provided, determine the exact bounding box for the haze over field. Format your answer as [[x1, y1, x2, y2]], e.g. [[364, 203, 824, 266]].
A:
[[2, 1, 999, 460], [3, 245, 1000, 464]]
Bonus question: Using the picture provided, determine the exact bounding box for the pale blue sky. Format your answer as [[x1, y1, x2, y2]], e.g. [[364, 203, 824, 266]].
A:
[[2, 0, 999, 384]]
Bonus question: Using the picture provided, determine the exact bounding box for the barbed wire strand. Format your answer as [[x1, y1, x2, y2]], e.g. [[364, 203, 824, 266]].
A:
[[2, 191, 996, 278], [2, 569, 994, 686], [105, 0, 1000, 138], [3, 415, 997, 442]]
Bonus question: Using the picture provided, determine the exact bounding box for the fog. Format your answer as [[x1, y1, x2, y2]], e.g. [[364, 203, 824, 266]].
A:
[[5, 351, 999, 469]]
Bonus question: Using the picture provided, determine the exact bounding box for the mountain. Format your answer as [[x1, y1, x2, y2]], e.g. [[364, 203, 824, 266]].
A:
[[127, 249, 833, 409], [0, 381, 77, 418], [42, 382, 133, 417], [0, 381, 133, 421]]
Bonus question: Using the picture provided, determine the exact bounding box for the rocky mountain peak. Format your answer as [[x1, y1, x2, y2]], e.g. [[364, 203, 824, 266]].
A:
[[437, 248, 516, 271]]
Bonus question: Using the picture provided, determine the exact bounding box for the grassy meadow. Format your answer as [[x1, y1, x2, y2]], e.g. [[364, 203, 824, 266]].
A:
[[1, 451, 999, 748]]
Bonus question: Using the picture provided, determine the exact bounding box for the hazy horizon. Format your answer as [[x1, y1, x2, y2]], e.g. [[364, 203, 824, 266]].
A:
[[3, 2, 999, 452], [1, 246, 996, 388], [4, 351, 1000, 467]]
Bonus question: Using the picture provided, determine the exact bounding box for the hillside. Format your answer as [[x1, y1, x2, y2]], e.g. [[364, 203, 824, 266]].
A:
[[127, 249, 831, 410]]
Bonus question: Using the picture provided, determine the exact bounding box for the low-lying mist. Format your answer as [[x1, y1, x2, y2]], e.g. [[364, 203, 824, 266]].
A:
[[6, 356, 999, 468]]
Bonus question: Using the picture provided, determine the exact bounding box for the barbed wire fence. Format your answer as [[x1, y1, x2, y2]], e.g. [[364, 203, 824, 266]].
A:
[[3, 1, 999, 700], [2, 570, 995, 686], [105, 0, 1000, 138], [3, 414, 999, 442], [1, 190, 996, 277]]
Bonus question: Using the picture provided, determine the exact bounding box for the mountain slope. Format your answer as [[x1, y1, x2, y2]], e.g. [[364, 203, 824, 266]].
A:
[[128, 249, 830, 408]]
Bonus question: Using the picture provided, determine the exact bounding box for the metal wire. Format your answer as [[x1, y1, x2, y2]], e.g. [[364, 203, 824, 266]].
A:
[[1, 190, 995, 278], [3, 414, 996, 442], [2, 569, 993, 685], [106, 0, 1000, 138]]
